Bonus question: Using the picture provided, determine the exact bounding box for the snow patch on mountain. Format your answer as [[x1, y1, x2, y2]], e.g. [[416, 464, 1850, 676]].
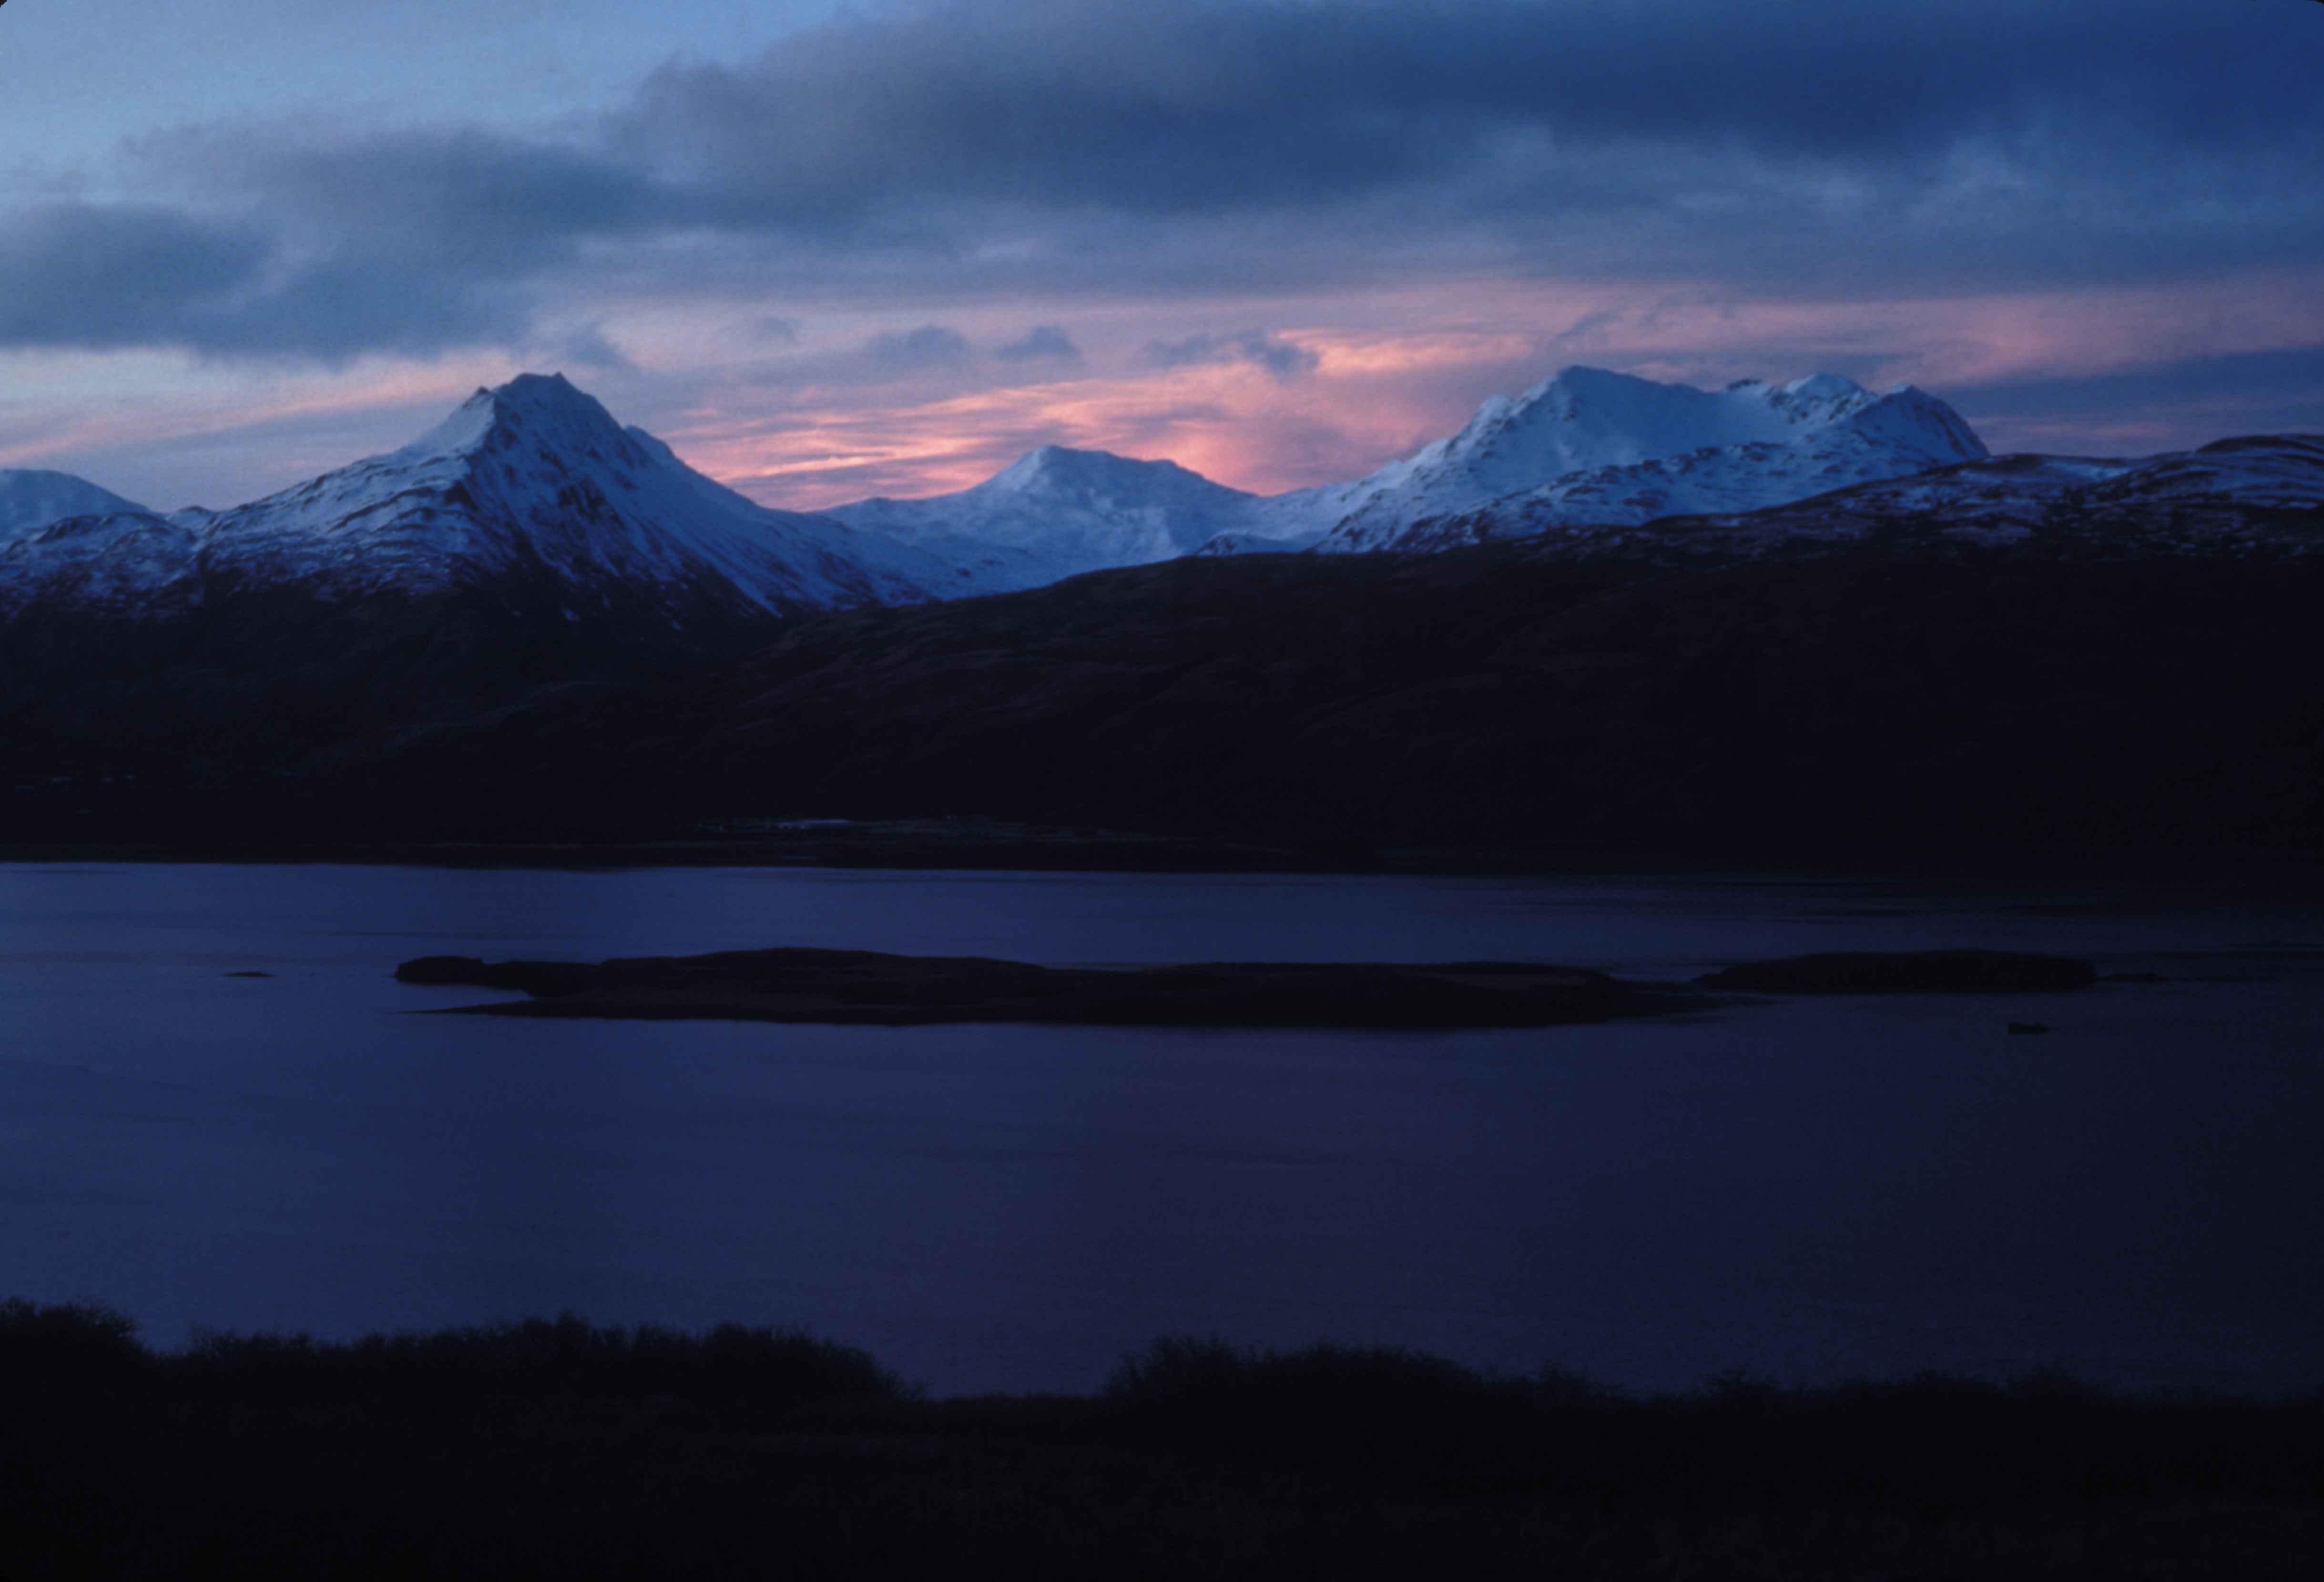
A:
[[1505, 434, 2324, 563], [0, 510, 201, 613]]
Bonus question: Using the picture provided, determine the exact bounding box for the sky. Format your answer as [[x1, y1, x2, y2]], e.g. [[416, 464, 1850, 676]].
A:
[[2, 0, 2322, 512]]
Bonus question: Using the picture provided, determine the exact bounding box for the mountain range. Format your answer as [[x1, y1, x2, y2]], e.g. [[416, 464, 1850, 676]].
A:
[[813, 367, 1998, 580], [10, 365, 2318, 621], [4, 363, 2321, 858]]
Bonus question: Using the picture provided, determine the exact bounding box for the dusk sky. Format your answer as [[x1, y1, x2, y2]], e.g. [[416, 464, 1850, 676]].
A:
[[3, 0, 2322, 513]]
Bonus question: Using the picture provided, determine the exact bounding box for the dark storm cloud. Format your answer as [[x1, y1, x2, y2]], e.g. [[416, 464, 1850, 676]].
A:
[[619, 0, 2322, 217], [729, 323, 984, 390], [859, 325, 975, 371], [6, 0, 2322, 360], [0, 205, 272, 347], [995, 326, 1082, 364], [0, 198, 542, 360], [109, 126, 675, 358], [1143, 330, 1318, 382]]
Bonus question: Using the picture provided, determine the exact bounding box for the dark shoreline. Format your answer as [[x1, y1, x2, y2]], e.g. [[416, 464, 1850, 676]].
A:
[[5, 1302, 2317, 1580], [10, 822, 2324, 886]]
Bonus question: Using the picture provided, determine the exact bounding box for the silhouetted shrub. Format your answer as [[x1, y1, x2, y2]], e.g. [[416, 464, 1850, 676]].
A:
[[0, 1298, 150, 1404], [175, 1313, 907, 1423], [0, 1300, 2319, 1579], [1103, 1337, 1546, 1472]]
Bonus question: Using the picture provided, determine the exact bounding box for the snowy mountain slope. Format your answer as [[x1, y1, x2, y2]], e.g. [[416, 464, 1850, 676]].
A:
[[201, 374, 964, 610], [1191, 528, 1328, 558], [0, 510, 201, 614], [0, 470, 152, 545], [0, 375, 977, 623], [1294, 368, 1989, 553], [1491, 433, 2324, 564], [820, 445, 1295, 589], [2083, 433, 2324, 515]]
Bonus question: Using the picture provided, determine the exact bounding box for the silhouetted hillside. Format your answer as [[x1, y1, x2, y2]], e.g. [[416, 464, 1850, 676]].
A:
[[349, 539, 2324, 862], [14, 532, 2324, 865], [3, 1302, 2317, 1580]]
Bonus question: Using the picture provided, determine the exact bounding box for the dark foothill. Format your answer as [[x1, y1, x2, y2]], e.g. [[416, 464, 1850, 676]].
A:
[[1695, 950, 2097, 993], [2008, 1022, 2052, 1035], [224, 970, 274, 979]]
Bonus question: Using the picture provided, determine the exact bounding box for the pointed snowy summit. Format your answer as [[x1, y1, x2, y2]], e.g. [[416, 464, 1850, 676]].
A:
[[0, 373, 970, 626], [200, 371, 968, 613]]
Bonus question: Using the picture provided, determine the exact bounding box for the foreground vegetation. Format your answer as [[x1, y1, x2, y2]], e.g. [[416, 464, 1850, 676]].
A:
[[3, 1302, 2317, 1579]]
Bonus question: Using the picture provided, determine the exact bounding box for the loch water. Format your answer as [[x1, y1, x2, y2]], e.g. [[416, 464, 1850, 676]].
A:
[[2, 862, 2318, 1397]]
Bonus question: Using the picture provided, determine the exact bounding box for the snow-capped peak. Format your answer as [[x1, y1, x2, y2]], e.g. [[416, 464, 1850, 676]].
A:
[[984, 445, 1224, 500], [979, 446, 1251, 512], [389, 371, 635, 468], [1435, 365, 1893, 475], [819, 442, 1274, 586], [1294, 365, 1990, 553]]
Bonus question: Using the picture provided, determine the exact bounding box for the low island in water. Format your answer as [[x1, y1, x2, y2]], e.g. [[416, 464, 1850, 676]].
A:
[[395, 945, 2099, 1027]]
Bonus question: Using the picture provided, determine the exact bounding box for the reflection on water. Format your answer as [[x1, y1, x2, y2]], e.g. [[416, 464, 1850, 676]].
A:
[[1, 862, 2319, 1396]]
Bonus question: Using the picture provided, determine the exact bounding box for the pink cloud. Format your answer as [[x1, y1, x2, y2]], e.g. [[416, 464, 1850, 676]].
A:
[[635, 270, 2322, 506]]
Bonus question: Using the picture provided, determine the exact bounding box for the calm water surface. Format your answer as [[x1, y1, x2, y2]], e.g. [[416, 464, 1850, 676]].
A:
[[2, 862, 2319, 1396]]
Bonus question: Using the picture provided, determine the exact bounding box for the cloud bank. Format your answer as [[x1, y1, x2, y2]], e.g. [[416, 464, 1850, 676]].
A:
[[5, 0, 2318, 363]]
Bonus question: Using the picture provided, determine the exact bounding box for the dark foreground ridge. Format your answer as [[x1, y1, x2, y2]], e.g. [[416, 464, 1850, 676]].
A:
[[395, 946, 1704, 1027], [17, 541, 2324, 869], [3, 1301, 2316, 1580], [395, 945, 2098, 1026]]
